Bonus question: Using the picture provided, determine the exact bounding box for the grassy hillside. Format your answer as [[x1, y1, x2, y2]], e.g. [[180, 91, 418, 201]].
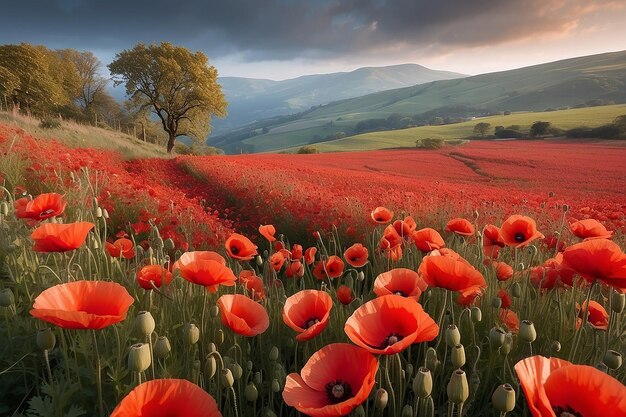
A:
[[221, 51, 626, 153], [0, 111, 168, 158], [292, 104, 626, 152]]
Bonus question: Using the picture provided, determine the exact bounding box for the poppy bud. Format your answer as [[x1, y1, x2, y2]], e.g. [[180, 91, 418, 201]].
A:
[[402, 405, 413, 417], [254, 371, 262, 385], [205, 355, 217, 379], [563, 204, 569, 212], [246, 360, 253, 371], [128, 343, 151, 373], [221, 368, 234, 388], [0, 288, 15, 307], [374, 388, 388, 409], [451, 344, 466, 369], [471, 306, 482, 322], [447, 369, 469, 404], [405, 364, 414, 378], [91, 235, 100, 249], [154, 336, 171, 359], [0, 202, 8, 216], [208, 342, 217, 353], [217, 329, 225, 344], [102, 208, 109, 219], [489, 327, 506, 349], [491, 296, 502, 309], [36, 328, 56, 351], [511, 282, 522, 298], [603, 350, 622, 370], [353, 405, 365, 417], [230, 362, 243, 380], [445, 324, 461, 348], [413, 367, 433, 398], [210, 305, 220, 318], [357, 271, 365, 281], [492, 383, 515, 412], [271, 379, 281, 393], [425, 347, 439, 372], [95, 207, 103, 218], [269, 346, 279, 362], [164, 238, 175, 251], [501, 333, 513, 356], [551, 340, 561, 353], [245, 382, 258, 402], [611, 291, 625, 314], [262, 250, 269, 258], [134, 311, 156, 337], [520, 320, 536, 343], [183, 323, 200, 345]]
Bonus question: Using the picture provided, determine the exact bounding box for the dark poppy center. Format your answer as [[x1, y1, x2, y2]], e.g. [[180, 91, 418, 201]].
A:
[[394, 290, 408, 297], [552, 405, 583, 417], [231, 245, 240, 255], [303, 317, 320, 329], [381, 332, 404, 348], [324, 379, 353, 404], [514, 232, 526, 242]]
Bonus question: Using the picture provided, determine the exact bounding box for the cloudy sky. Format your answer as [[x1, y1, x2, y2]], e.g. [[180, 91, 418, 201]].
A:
[[2, 0, 626, 80]]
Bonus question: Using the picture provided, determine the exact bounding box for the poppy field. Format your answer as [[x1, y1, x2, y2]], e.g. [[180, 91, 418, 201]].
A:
[[1, 123, 625, 417]]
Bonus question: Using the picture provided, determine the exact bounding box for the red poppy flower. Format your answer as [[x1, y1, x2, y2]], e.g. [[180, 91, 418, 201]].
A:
[[30, 280, 133, 330], [483, 224, 505, 259], [492, 261, 514, 282], [530, 255, 575, 289], [371, 206, 393, 224], [418, 254, 486, 297], [344, 295, 438, 355], [31, 222, 94, 252], [383, 224, 404, 248], [239, 272, 266, 301], [14, 197, 30, 219], [445, 218, 475, 237], [542, 234, 566, 252], [217, 294, 269, 336], [270, 251, 286, 271], [393, 216, 417, 238], [337, 285, 354, 305], [436, 248, 472, 267], [455, 288, 482, 307], [286, 260, 305, 278], [304, 247, 317, 265], [291, 244, 303, 260], [515, 355, 626, 417], [110, 378, 221, 417], [576, 300, 609, 330], [24, 193, 66, 220], [225, 233, 258, 261], [173, 251, 236, 292], [500, 215, 545, 248], [283, 290, 333, 341], [344, 243, 369, 268], [561, 239, 626, 290], [258, 224, 277, 242], [569, 219, 613, 240], [498, 289, 512, 309], [313, 256, 345, 280], [283, 343, 378, 417], [379, 237, 403, 261], [411, 228, 445, 252], [105, 238, 136, 259], [136, 265, 173, 290], [373, 268, 427, 300], [498, 309, 519, 334]]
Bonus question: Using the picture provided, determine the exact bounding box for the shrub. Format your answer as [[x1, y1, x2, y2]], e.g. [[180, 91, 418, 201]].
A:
[[416, 138, 444, 149], [566, 127, 592, 138], [39, 118, 62, 129], [297, 146, 318, 154], [495, 129, 523, 139], [591, 124, 621, 139]]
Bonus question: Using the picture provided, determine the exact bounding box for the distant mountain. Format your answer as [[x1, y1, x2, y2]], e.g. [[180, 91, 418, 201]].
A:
[[211, 50, 626, 153], [213, 64, 466, 133]]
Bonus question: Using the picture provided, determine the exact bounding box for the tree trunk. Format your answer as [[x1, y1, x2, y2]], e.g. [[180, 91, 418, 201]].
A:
[[167, 132, 176, 153]]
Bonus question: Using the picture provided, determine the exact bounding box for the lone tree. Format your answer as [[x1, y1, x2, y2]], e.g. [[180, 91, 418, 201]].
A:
[[530, 121, 551, 137], [108, 43, 227, 153], [473, 122, 491, 138]]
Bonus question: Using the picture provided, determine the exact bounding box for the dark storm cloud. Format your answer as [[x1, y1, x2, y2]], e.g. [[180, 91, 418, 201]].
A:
[[0, 0, 620, 59]]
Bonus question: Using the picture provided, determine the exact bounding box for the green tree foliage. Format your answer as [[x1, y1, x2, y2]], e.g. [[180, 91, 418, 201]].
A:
[[614, 115, 626, 132], [58, 49, 109, 114], [108, 42, 227, 153], [473, 122, 491, 138], [530, 121, 551, 137]]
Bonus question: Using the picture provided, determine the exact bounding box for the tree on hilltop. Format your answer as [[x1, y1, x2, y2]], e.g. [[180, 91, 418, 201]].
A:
[[108, 43, 227, 153], [473, 122, 491, 138]]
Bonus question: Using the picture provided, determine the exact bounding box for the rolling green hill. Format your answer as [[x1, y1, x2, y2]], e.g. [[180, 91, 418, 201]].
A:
[[212, 50, 626, 153], [302, 104, 626, 152]]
